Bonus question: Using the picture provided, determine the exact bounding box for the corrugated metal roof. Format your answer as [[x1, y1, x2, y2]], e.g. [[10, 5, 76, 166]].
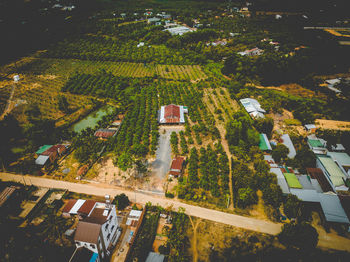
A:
[[62, 199, 77, 213], [170, 157, 185, 171], [327, 152, 350, 167], [70, 199, 86, 214], [35, 155, 50, 165], [78, 200, 96, 215], [281, 134, 296, 158], [259, 134, 272, 151], [74, 221, 101, 244], [36, 145, 53, 154], [270, 168, 290, 194], [308, 139, 324, 148], [145, 252, 165, 262], [317, 155, 346, 187], [306, 168, 334, 193], [298, 175, 314, 190], [318, 193, 349, 224], [284, 173, 303, 189], [290, 189, 320, 202]]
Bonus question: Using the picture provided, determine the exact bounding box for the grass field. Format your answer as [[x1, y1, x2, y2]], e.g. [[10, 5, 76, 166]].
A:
[[19, 58, 207, 81]]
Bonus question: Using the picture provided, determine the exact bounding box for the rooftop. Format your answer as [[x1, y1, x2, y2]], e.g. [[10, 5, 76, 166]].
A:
[[317, 155, 346, 187], [281, 134, 296, 158], [319, 193, 349, 224], [327, 152, 350, 167], [84, 203, 111, 224], [284, 173, 302, 189], [259, 134, 272, 151], [307, 168, 334, 193], [36, 145, 53, 155], [74, 221, 101, 244], [308, 139, 324, 148]]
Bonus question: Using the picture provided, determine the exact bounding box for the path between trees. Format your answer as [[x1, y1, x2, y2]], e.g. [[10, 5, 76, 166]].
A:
[[1, 172, 350, 251]]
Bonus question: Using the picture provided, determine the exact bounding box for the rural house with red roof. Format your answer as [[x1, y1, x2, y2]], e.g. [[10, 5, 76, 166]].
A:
[[158, 104, 187, 124], [169, 157, 185, 177]]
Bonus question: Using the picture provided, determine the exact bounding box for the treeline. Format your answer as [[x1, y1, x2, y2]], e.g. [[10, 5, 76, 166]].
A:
[[45, 35, 207, 65], [62, 71, 152, 105], [223, 46, 350, 86]]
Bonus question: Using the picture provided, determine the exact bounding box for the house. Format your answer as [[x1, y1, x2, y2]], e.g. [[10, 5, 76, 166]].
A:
[[35, 145, 53, 156], [240, 98, 265, 119], [74, 199, 119, 261], [318, 193, 349, 224], [158, 104, 186, 124], [325, 79, 341, 93], [304, 124, 316, 133], [164, 26, 194, 36], [94, 129, 117, 139], [327, 152, 350, 175], [148, 17, 161, 24], [270, 168, 290, 194], [281, 134, 296, 158], [169, 157, 185, 177], [238, 48, 263, 56], [137, 42, 145, 48], [307, 137, 327, 155], [259, 134, 272, 151], [316, 155, 347, 190]]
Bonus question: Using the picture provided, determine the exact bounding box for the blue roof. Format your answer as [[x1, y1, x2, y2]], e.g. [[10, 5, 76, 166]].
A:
[[89, 253, 98, 262]]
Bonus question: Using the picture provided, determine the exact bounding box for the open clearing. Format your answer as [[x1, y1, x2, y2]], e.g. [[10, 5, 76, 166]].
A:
[[316, 119, 350, 131]]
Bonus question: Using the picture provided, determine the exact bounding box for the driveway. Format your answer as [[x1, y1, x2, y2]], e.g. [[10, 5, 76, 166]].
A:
[[148, 126, 184, 192]]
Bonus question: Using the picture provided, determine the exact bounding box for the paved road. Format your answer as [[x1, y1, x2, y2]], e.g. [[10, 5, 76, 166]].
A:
[[2, 172, 350, 251]]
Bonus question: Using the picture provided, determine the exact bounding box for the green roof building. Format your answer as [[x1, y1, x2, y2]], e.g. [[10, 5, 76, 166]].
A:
[[36, 145, 53, 155], [283, 173, 303, 189], [316, 155, 346, 188], [308, 139, 324, 148], [259, 134, 272, 151]]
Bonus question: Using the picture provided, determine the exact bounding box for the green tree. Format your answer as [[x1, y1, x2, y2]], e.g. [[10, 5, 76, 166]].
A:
[[278, 222, 318, 250], [113, 193, 130, 210], [237, 187, 257, 208], [254, 117, 274, 138], [117, 152, 133, 171], [272, 144, 289, 163], [57, 95, 70, 113], [284, 194, 301, 219]]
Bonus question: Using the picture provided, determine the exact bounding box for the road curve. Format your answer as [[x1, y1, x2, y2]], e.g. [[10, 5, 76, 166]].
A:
[[2, 172, 350, 251]]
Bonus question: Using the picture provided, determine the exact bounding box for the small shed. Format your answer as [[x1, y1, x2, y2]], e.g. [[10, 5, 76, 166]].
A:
[[169, 157, 185, 177]]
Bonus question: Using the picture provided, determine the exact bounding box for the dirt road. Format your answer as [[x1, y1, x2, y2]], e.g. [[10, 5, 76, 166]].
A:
[[1, 172, 350, 251]]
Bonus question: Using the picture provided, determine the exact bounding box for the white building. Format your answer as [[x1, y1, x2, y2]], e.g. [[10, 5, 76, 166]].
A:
[[73, 199, 119, 261], [164, 26, 194, 36], [240, 98, 265, 119], [238, 47, 263, 56], [281, 134, 296, 159]]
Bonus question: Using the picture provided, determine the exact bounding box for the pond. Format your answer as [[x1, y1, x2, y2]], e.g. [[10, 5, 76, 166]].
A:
[[72, 105, 115, 133]]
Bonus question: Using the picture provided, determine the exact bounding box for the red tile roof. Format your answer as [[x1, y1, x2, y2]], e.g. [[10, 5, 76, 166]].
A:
[[77, 200, 96, 215], [164, 104, 180, 123], [41, 145, 66, 156], [94, 129, 116, 138], [170, 157, 185, 170], [62, 199, 77, 213], [306, 168, 334, 193]]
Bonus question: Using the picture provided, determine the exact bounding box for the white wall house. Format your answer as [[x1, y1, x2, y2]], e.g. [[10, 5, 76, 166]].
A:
[[74, 200, 119, 261]]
